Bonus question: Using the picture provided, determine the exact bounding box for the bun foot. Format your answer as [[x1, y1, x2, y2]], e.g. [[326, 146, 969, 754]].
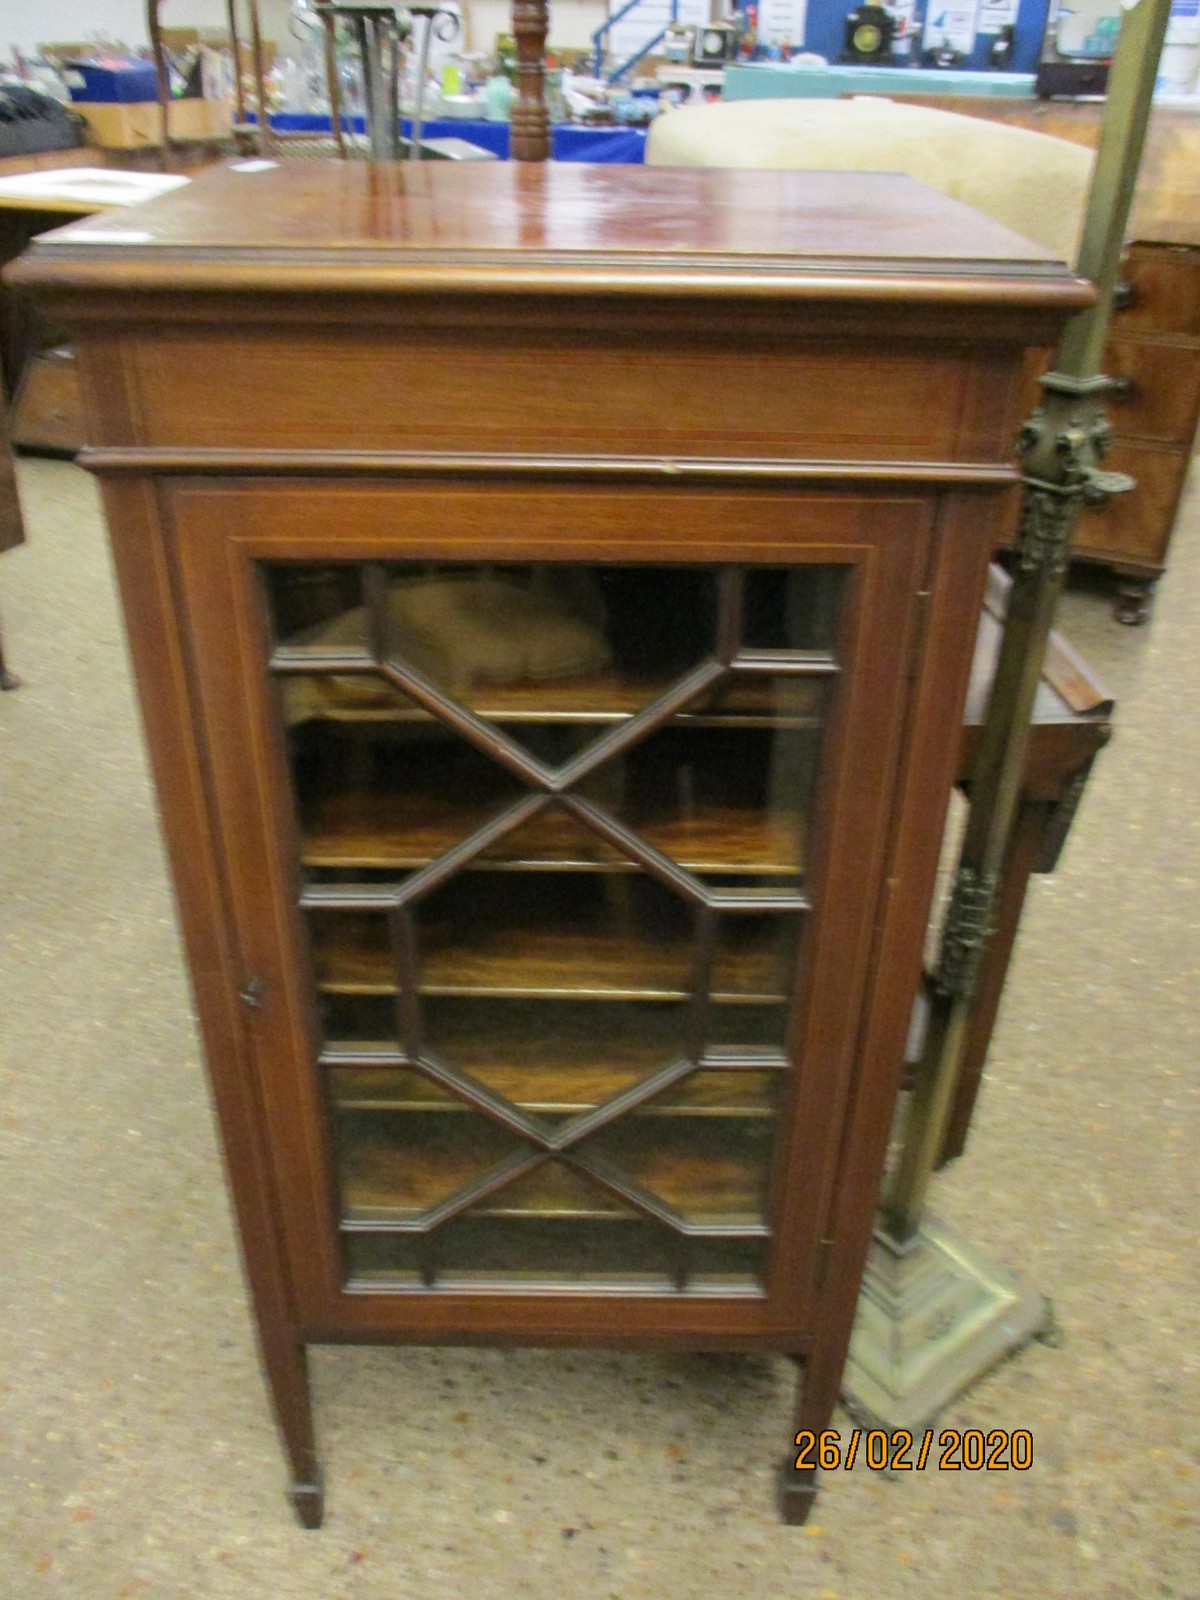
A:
[[287, 1463, 325, 1529], [1114, 577, 1155, 625]]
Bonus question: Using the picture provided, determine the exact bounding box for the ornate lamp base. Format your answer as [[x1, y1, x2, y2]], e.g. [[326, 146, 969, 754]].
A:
[[842, 1214, 1050, 1433]]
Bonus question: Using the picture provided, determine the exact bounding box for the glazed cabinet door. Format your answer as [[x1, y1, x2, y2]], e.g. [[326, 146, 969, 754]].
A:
[[166, 480, 930, 1342]]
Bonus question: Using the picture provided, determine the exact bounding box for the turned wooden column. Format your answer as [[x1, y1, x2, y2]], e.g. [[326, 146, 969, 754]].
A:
[[510, 0, 550, 161]]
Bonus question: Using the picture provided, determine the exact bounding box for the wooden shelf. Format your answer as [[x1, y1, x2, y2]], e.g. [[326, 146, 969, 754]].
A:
[[330, 1064, 780, 1119], [281, 663, 825, 729], [311, 903, 794, 1002], [337, 1111, 773, 1225], [320, 992, 791, 1060], [303, 786, 806, 876]]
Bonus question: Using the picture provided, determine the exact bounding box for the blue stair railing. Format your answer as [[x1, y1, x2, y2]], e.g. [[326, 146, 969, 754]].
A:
[[591, 0, 680, 83]]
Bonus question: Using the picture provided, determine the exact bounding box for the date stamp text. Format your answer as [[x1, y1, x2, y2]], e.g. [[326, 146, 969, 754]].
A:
[[793, 1428, 1033, 1473]]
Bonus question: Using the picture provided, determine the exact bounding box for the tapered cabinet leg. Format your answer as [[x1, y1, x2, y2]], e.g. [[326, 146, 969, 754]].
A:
[[0, 612, 19, 690], [263, 1334, 324, 1528], [779, 1459, 820, 1525], [287, 1463, 325, 1530], [778, 1351, 832, 1525]]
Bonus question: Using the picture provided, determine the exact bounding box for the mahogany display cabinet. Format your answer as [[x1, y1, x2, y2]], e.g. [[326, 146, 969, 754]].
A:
[[9, 162, 1090, 1526]]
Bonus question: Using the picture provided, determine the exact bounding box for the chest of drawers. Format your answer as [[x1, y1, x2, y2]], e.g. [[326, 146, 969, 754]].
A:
[[1074, 241, 1200, 620]]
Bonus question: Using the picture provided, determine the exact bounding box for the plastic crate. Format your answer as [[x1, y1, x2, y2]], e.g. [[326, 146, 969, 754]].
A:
[[63, 59, 159, 105]]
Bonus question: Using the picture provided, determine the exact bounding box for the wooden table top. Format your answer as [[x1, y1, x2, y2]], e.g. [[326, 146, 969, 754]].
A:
[[10, 161, 1094, 308]]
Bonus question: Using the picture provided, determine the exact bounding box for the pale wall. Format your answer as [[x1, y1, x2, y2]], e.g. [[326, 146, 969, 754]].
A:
[[5, 0, 607, 59]]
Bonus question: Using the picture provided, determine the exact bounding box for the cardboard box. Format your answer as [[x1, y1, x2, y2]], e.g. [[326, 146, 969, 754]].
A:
[[160, 27, 233, 50], [75, 97, 234, 149]]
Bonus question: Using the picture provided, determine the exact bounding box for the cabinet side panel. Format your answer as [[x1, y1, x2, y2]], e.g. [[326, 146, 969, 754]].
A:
[[74, 340, 144, 449], [794, 487, 997, 1425], [953, 344, 1041, 465], [765, 501, 933, 1331]]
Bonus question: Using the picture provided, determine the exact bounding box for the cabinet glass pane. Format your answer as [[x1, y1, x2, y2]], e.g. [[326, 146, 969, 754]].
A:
[[420, 997, 691, 1126], [336, 1105, 528, 1223], [578, 1070, 780, 1227], [319, 992, 791, 1056], [742, 567, 843, 653], [426, 1213, 677, 1288], [344, 1224, 768, 1290], [264, 558, 844, 1293]]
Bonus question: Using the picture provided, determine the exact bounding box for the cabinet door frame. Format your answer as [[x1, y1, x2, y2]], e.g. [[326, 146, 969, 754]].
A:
[[165, 476, 932, 1344]]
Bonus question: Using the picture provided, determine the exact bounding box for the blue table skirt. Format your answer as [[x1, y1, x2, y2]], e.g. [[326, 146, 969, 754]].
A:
[[267, 112, 647, 163]]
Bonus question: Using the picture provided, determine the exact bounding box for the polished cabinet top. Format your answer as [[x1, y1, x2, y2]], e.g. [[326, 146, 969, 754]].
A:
[[11, 161, 1093, 309]]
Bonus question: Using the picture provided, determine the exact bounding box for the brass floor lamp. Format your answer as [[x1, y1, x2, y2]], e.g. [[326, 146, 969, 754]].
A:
[[843, 0, 1175, 1431]]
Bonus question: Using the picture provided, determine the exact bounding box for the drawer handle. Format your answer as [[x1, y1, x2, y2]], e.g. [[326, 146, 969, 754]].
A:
[[1113, 279, 1137, 310]]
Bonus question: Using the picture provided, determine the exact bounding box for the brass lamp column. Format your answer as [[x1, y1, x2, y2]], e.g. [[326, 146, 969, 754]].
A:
[[843, 0, 1173, 1431]]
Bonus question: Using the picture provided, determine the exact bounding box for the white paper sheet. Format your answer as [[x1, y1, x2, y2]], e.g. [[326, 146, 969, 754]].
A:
[[922, 0, 980, 53], [757, 0, 808, 46], [0, 169, 188, 210]]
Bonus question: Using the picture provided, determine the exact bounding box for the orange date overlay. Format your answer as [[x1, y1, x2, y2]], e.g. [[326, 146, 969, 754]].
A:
[[793, 1428, 1033, 1472]]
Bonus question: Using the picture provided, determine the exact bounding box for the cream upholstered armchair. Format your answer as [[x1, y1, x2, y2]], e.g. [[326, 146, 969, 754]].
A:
[[645, 98, 1094, 261]]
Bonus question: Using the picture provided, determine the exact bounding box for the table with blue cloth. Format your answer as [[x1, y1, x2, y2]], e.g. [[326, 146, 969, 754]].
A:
[[269, 113, 647, 163]]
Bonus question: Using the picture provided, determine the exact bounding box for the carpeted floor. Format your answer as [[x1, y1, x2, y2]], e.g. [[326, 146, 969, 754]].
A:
[[1, 457, 1196, 1600]]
